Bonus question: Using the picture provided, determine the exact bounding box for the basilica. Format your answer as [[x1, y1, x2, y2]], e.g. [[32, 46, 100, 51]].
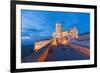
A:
[[34, 23, 79, 51]]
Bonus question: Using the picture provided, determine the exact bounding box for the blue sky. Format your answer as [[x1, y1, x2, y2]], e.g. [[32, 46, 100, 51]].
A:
[[21, 9, 90, 45]]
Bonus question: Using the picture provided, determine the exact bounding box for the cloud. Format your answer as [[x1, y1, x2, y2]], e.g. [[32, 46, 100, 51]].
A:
[[22, 36, 31, 39]]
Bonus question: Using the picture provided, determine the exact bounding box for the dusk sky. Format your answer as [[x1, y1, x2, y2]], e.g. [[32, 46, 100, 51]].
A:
[[21, 9, 90, 45]]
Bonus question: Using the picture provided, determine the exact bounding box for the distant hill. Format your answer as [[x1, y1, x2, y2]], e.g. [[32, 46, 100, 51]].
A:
[[78, 32, 90, 41]]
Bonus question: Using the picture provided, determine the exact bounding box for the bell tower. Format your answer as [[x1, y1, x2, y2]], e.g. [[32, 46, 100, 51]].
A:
[[55, 23, 62, 38]]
